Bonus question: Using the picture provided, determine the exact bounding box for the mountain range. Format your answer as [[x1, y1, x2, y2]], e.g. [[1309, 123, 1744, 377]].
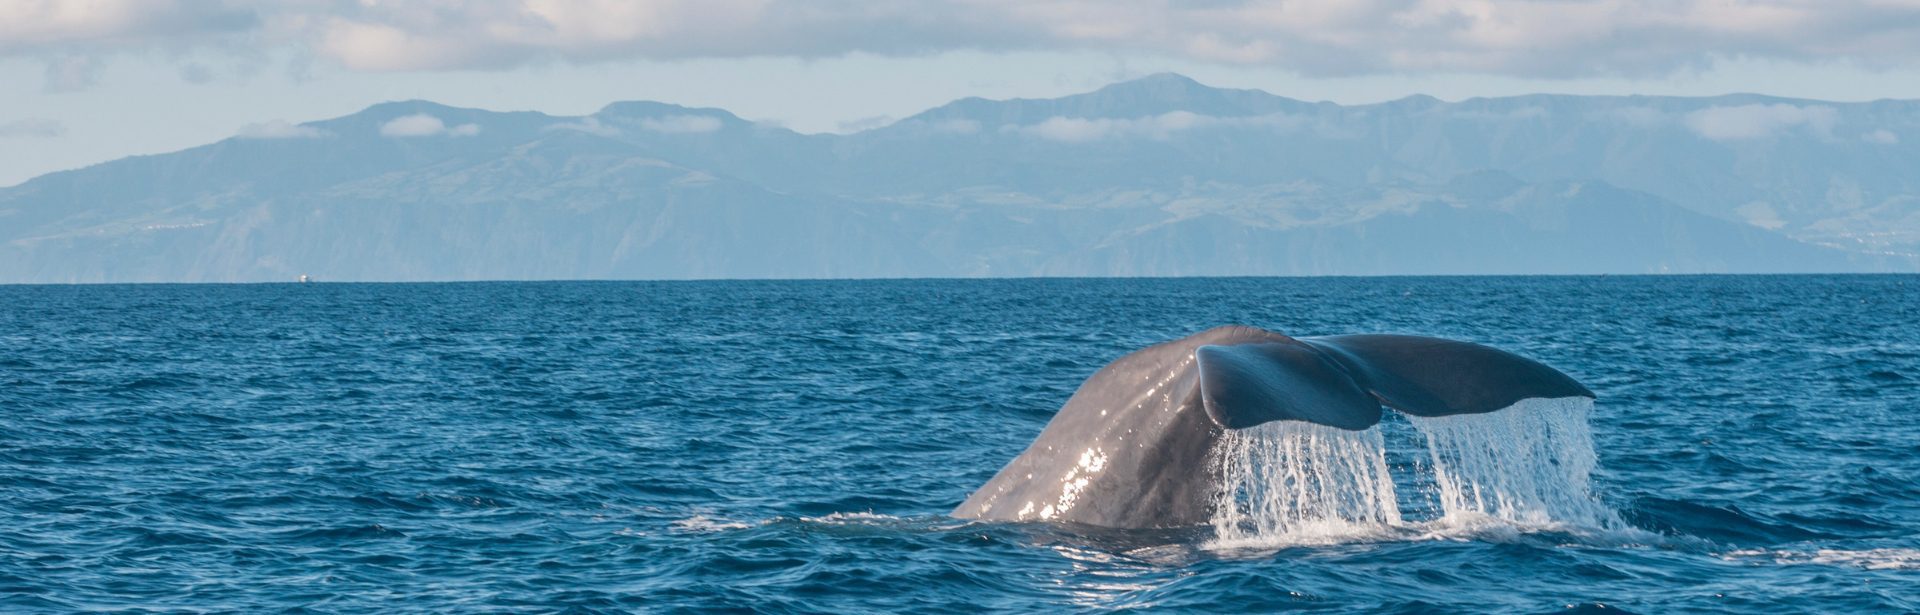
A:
[[3, 73, 1916, 282]]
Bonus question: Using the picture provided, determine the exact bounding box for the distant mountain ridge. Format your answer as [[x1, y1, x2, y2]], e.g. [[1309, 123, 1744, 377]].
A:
[[2, 73, 1915, 282]]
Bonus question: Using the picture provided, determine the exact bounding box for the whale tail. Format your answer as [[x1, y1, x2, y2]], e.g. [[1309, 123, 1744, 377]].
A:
[[1197, 334, 1592, 431]]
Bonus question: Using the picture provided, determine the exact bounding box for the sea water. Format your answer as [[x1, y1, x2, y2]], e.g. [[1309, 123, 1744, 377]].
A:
[[2, 276, 1916, 612]]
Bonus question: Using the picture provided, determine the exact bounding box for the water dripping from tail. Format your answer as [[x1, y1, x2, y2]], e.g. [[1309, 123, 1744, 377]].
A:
[[1208, 422, 1401, 548], [1207, 396, 1637, 550], [1407, 397, 1626, 531]]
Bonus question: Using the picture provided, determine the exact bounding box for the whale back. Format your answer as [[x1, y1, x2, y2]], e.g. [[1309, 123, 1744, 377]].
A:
[[951, 326, 1286, 527]]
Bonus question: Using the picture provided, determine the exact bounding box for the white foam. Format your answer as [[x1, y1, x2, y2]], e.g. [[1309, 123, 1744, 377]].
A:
[[669, 514, 753, 533], [1724, 548, 1920, 570], [1208, 421, 1401, 548], [801, 511, 905, 524]]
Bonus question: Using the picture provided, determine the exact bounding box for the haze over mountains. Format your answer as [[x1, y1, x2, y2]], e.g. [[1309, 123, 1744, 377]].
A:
[[2, 73, 1916, 282]]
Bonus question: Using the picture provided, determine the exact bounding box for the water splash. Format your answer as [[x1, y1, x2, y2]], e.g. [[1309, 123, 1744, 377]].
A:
[[1210, 397, 1633, 549], [1408, 397, 1625, 531], [1209, 421, 1401, 546]]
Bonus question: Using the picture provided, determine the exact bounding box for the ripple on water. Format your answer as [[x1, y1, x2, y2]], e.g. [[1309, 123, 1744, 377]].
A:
[[0, 277, 1916, 612]]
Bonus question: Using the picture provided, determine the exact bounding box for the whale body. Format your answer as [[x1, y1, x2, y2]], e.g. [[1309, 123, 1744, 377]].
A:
[[952, 325, 1593, 528]]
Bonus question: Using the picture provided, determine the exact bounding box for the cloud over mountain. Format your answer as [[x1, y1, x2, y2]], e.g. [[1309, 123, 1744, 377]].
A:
[[1685, 104, 1839, 140], [378, 114, 480, 138]]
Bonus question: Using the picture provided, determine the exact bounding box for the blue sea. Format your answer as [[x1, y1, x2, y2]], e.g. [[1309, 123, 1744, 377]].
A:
[[2, 276, 1916, 613]]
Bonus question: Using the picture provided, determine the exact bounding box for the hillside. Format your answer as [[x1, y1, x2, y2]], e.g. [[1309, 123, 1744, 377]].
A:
[[1, 74, 1912, 282]]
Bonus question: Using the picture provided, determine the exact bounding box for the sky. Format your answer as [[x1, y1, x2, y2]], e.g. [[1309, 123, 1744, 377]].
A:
[[4, 0, 1920, 187]]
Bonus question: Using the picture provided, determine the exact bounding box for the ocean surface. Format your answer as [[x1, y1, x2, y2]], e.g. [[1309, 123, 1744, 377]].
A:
[[2, 276, 1916, 613]]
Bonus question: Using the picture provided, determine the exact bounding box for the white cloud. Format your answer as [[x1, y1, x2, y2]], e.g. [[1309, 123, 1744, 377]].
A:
[[1021, 117, 1113, 142], [1014, 111, 1305, 142], [236, 119, 327, 139], [2, 0, 255, 90], [1684, 104, 1838, 140], [378, 114, 480, 138], [638, 114, 723, 134], [0, 0, 255, 61], [380, 114, 446, 137], [5, 2, 1920, 80], [0, 118, 65, 138], [1736, 201, 1788, 230], [1863, 129, 1900, 144]]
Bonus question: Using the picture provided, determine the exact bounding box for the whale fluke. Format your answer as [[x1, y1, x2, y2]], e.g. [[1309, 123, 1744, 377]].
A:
[[1196, 342, 1381, 431], [1302, 334, 1595, 419], [953, 325, 1593, 528], [1197, 333, 1594, 432]]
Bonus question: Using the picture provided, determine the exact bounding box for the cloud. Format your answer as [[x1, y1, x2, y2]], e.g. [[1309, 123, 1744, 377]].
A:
[[0, 0, 257, 54], [1684, 104, 1838, 140], [380, 114, 445, 137], [638, 114, 723, 134], [1013, 111, 1305, 142], [379, 114, 480, 137], [5, 2, 1920, 80], [0, 118, 66, 139], [1863, 128, 1900, 144], [1735, 201, 1788, 230], [236, 119, 327, 139], [1021, 116, 1115, 142], [3, 0, 257, 90]]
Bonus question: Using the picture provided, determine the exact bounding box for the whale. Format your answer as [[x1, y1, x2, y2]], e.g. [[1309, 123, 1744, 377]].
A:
[[952, 325, 1593, 529]]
